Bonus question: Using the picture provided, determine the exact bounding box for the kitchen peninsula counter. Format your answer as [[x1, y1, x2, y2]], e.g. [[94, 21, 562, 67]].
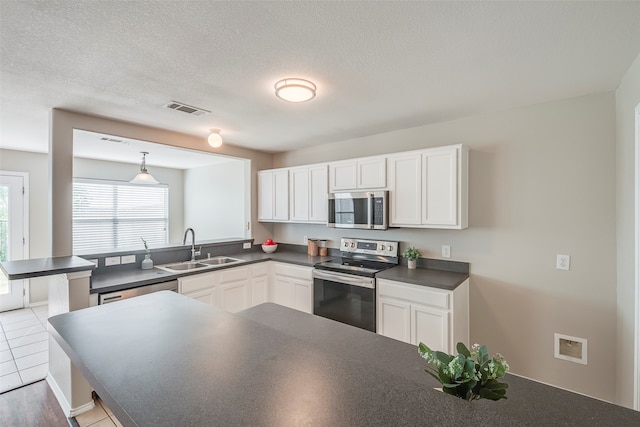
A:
[[48, 292, 640, 426]]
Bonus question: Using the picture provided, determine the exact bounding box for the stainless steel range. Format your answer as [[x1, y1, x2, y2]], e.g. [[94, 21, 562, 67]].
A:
[[313, 237, 399, 332]]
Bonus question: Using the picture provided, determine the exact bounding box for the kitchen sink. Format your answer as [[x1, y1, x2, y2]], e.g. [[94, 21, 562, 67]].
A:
[[199, 256, 243, 266], [155, 257, 244, 273]]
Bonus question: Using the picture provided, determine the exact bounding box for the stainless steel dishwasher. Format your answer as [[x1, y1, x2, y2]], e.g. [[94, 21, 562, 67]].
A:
[[98, 280, 179, 305]]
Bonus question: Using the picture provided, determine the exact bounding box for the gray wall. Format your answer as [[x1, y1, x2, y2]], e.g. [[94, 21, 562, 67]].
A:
[[274, 92, 620, 403], [615, 52, 640, 408]]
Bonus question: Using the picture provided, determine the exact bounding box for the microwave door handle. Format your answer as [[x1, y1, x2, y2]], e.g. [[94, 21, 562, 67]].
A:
[[367, 193, 373, 229]]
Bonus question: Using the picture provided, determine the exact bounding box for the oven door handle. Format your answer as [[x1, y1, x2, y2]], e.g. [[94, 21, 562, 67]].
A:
[[313, 269, 375, 289]]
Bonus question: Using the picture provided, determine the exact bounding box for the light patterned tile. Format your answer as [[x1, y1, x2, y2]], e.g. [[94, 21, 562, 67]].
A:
[[2, 317, 42, 332], [0, 349, 13, 363], [75, 402, 108, 427], [0, 333, 6, 343], [0, 372, 22, 393], [0, 340, 9, 351], [0, 359, 17, 375], [87, 417, 116, 427], [5, 324, 46, 340], [11, 339, 48, 358], [8, 331, 48, 348], [0, 309, 37, 325], [15, 350, 48, 370], [31, 305, 49, 313], [19, 362, 48, 384]]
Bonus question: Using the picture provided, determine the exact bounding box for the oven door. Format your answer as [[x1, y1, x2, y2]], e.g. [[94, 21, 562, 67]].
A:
[[312, 269, 376, 332]]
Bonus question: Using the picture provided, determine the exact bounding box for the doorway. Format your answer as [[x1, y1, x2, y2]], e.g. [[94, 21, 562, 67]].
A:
[[0, 172, 29, 312]]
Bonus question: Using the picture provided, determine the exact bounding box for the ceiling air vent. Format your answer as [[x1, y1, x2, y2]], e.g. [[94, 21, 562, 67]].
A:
[[163, 101, 211, 116]]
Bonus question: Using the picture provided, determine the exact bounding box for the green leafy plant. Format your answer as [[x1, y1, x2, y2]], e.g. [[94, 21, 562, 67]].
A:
[[401, 246, 421, 260], [140, 237, 150, 254], [418, 342, 509, 401]]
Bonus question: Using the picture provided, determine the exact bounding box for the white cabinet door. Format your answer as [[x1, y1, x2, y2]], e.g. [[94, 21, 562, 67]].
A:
[[411, 303, 449, 352], [183, 288, 216, 306], [251, 275, 269, 306], [258, 171, 274, 221], [329, 161, 357, 191], [272, 276, 294, 308], [292, 279, 312, 314], [377, 296, 411, 343], [289, 167, 310, 221], [422, 148, 458, 227], [388, 153, 422, 226], [273, 169, 289, 221], [258, 169, 289, 221], [218, 280, 251, 313], [308, 165, 328, 222], [357, 157, 386, 189]]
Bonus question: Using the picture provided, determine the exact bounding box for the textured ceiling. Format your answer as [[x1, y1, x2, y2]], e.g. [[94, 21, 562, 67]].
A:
[[1, 1, 640, 158]]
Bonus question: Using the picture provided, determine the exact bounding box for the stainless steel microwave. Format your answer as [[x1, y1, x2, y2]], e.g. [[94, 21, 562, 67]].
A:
[[327, 191, 388, 230]]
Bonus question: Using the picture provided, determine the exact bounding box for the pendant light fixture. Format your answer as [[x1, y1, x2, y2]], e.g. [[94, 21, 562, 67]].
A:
[[208, 128, 223, 148], [274, 78, 316, 102], [129, 152, 159, 184]]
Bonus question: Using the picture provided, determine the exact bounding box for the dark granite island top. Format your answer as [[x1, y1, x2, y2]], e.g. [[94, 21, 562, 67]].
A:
[[48, 292, 640, 426], [0, 255, 95, 280]]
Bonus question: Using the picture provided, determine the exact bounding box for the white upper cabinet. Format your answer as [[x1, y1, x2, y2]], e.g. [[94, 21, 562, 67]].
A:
[[329, 156, 386, 191], [388, 145, 468, 229], [258, 169, 289, 222], [289, 164, 328, 223]]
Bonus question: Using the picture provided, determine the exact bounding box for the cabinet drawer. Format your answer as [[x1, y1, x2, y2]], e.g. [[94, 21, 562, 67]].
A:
[[179, 272, 217, 294], [219, 266, 249, 283], [251, 262, 269, 277], [273, 263, 312, 280], [377, 279, 449, 310]]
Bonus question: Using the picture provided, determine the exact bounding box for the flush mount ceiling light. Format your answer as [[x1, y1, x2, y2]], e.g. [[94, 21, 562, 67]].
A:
[[130, 152, 159, 185], [274, 78, 316, 102], [208, 128, 223, 148]]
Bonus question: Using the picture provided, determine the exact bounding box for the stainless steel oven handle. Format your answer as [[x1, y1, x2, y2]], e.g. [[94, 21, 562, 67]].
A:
[[313, 269, 375, 289]]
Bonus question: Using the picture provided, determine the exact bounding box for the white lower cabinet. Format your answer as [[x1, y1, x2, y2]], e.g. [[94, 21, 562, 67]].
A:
[[178, 261, 312, 314], [271, 262, 313, 314], [377, 278, 469, 353]]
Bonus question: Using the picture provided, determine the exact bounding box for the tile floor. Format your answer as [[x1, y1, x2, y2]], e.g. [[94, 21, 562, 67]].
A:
[[74, 395, 123, 427], [0, 305, 49, 393]]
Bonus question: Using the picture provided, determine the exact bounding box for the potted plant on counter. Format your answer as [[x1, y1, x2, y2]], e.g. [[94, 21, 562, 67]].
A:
[[402, 246, 421, 269], [140, 237, 153, 270]]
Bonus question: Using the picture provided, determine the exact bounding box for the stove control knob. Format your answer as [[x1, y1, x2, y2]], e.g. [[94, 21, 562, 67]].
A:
[[380, 245, 386, 251], [388, 245, 394, 252]]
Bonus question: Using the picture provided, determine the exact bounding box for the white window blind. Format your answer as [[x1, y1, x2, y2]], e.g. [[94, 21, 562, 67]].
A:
[[73, 179, 169, 253]]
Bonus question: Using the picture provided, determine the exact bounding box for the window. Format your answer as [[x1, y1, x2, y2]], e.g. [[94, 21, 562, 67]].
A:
[[73, 179, 169, 253]]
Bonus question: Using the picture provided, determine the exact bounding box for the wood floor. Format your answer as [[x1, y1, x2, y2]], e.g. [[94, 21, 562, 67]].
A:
[[0, 380, 70, 427]]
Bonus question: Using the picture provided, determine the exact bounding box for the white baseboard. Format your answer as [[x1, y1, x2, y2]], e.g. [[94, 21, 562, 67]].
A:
[[46, 374, 95, 418]]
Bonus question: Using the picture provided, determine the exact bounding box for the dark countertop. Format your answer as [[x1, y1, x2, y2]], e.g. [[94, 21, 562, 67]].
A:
[[89, 249, 335, 294], [0, 256, 95, 280], [48, 293, 640, 427], [376, 265, 469, 291]]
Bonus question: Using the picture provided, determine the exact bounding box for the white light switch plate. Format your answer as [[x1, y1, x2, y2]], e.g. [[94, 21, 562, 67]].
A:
[[105, 256, 121, 266], [121, 255, 136, 264], [442, 245, 451, 258], [556, 254, 570, 271]]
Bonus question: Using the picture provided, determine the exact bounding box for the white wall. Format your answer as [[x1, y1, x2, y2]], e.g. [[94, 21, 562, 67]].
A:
[[0, 149, 50, 303], [274, 92, 619, 403], [183, 159, 247, 240], [73, 157, 185, 244], [615, 52, 640, 409]]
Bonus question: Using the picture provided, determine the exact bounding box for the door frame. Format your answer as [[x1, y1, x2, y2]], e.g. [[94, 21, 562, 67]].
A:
[[634, 106, 640, 411], [0, 171, 30, 308]]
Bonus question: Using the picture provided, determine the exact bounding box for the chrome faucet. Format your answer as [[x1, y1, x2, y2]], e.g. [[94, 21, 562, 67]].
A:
[[183, 228, 200, 262]]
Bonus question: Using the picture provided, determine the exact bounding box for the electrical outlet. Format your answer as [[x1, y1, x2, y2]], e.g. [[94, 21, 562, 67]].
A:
[[556, 254, 570, 271], [442, 245, 451, 258], [105, 256, 121, 266], [304, 236, 308, 244], [243, 242, 251, 249], [121, 255, 136, 264], [88, 259, 98, 267]]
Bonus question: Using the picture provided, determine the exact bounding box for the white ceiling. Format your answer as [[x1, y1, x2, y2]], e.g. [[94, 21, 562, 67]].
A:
[[1, 1, 640, 158]]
